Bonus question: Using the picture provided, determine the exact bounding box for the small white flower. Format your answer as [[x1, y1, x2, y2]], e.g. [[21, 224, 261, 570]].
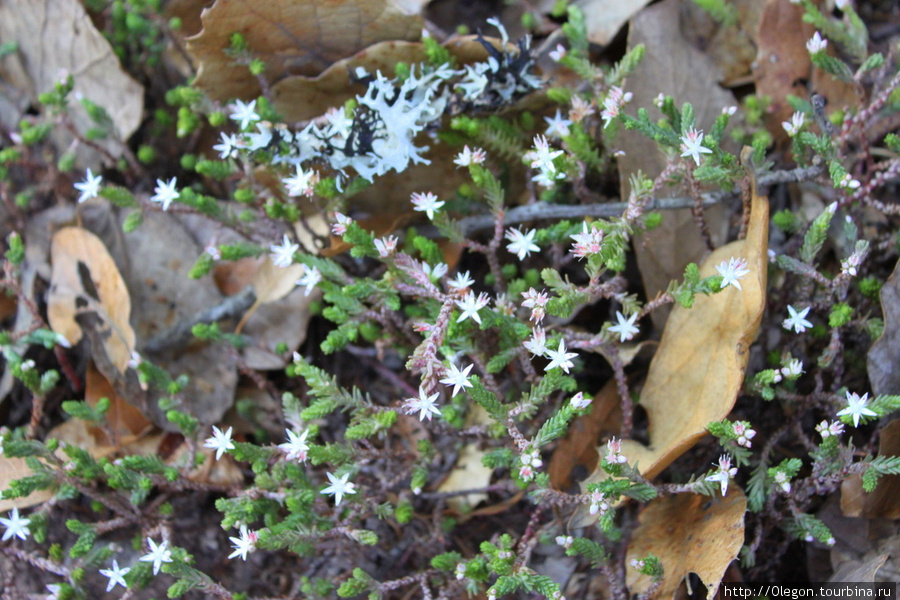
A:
[[548, 44, 567, 62], [544, 109, 572, 139], [139, 538, 173, 575], [605, 437, 627, 465], [74, 169, 102, 203], [680, 127, 712, 166], [373, 235, 398, 257], [589, 491, 610, 516], [722, 105, 738, 116], [0, 507, 31, 541], [505, 227, 540, 260], [570, 392, 591, 410], [837, 391, 877, 428], [816, 420, 844, 439], [279, 429, 310, 462], [524, 327, 548, 357], [555, 535, 573, 548], [99, 559, 130, 591], [151, 177, 180, 211], [447, 271, 475, 292], [705, 455, 737, 496], [732, 421, 756, 448], [283, 165, 318, 198], [228, 525, 258, 561], [269, 234, 298, 268], [296, 266, 321, 296], [454, 145, 485, 167], [608, 311, 639, 343], [773, 470, 791, 493], [781, 359, 804, 378], [321, 472, 357, 506], [411, 191, 444, 220], [440, 363, 474, 397], [783, 305, 813, 334], [782, 112, 806, 137], [455, 291, 490, 324], [545, 339, 578, 373], [404, 386, 442, 421], [806, 32, 828, 54], [204, 425, 235, 460], [529, 134, 564, 172], [521, 288, 548, 323], [213, 132, 240, 159], [230, 99, 261, 130], [716, 256, 750, 291], [570, 222, 604, 259]]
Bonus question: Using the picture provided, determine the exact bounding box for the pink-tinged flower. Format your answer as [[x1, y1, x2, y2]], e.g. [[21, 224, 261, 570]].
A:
[[548, 44, 567, 62], [806, 32, 828, 54], [331, 212, 352, 236], [680, 127, 712, 166], [279, 429, 310, 462], [521, 288, 549, 324], [589, 491, 610, 516], [816, 420, 844, 439], [283, 165, 319, 197], [524, 327, 548, 357], [605, 437, 627, 465], [705, 455, 737, 496], [569, 95, 595, 123], [570, 392, 591, 410], [454, 145, 486, 167], [732, 421, 757, 448], [411, 191, 444, 220], [228, 525, 258, 560], [600, 86, 632, 128], [570, 222, 604, 259], [374, 235, 398, 257]]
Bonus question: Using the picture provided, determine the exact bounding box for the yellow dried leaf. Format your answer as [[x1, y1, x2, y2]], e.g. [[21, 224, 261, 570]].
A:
[[47, 227, 136, 374], [626, 488, 747, 599], [436, 444, 493, 513], [576, 151, 768, 525]]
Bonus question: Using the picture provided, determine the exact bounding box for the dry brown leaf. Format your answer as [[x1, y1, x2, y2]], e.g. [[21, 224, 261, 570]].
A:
[[0, 458, 55, 512], [618, 0, 735, 330], [574, 0, 653, 46], [188, 0, 423, 103], [549, 379, 622, 493], [867, 258, 900, 396], [47, 227, 136, 374], [626, 488, 747, 599], [169, 443, 244, 486], [829, 554, 889, 584], [576, 152, 768, 526], [436, 444, 493, 513], [840, 420, 900, 519], [0, 0, 143, 164], [84, 362, 152, 442]]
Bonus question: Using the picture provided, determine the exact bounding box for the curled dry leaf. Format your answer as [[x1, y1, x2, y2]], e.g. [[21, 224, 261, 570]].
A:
[[0, 0, 143, 163], [47, 227, 136, 374], [867, 258, 900, 396], [575, 150, 768, 525], [840, 420, 900, 519], [626, 488, 747, 599], [188, 0, 424, 104]]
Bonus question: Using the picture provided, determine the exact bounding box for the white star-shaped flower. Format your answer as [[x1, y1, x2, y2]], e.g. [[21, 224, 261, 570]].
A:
[[837, 391, 877, 428], [296, 266, 321, 296], [411, 191, 444, 220], [705, 455, 737, 496], [139, 538, 173, 575], [453, 145, 485, 167], [99, 559, 130, 591], [544, 109, 572, 139], [447, 271, 475, 292], [455, 291, 490, 324], [680, 127, 712, 166], [440, 363, 474, 397], [213, 132, 240, 159], [782, 112, 805, 137], [74, 169, 102, 203], [203, 425, 235, 460], [783, 305, 813, 334], [404, 386, 442, 421], [505, 227, 540, 260], [608, 311, 639, 342], [529, 134, 564, 172], [524, 327, 548, 357], [151, 177, 180, 211], [230, 99, 261, 130], [321, 472, 357, 506], [269, 234, 299, 268], [279, 429, 310, 462], [0, 507, 31, 541], [228, 525, 257, 561], [716, 256, 750, 290], [283, 165, 318, 198], [545, 339, 578, 373], [806, 31, 827, 54]]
